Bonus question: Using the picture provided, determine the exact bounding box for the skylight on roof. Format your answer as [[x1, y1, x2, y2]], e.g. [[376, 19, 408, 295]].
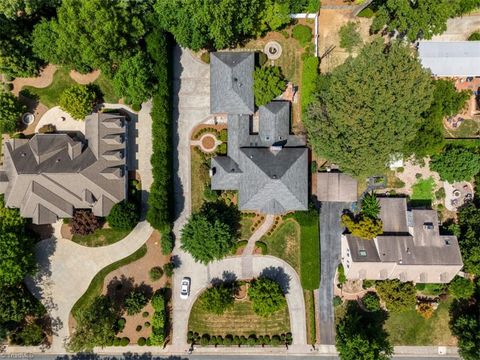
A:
[[359, 249, 367, 257]]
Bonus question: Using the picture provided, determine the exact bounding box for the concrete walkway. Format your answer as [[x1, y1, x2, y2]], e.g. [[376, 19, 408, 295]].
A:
[[243, 214, 274, 256], [34, 106, 84, 133], [170, 255, 308, 351], [25, 101, 153, 352], [318, 202, 351, 345]]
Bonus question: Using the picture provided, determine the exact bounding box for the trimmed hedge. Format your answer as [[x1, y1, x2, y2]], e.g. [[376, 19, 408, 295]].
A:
[[285, 209, 320, 290], [187, 332, 292, 347], [255, 241, 267, 255], [148, 290, 167, 345], [300, 56, 319, 115]]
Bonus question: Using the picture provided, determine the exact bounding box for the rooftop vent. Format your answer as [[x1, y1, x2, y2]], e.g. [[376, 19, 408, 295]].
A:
[[423, 222, 434, 230], [444, 239, 451, 246], [359, 250, 367, 257]]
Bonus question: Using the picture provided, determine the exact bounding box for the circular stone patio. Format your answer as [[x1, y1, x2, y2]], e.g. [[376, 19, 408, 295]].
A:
[[264, 41, 282, 60]]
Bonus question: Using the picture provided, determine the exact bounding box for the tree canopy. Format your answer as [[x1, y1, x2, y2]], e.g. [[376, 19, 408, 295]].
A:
[[154, 0, 300, 51], [375, 280, 416, 312], [304, 40, 433, 177], [0, 0, 58, 18], [430, 147, 480, 183], [32, 0, 145, 75], [454, 202, 480, 276], [405, 79, 470, 158], [58, 84, 97, 120], [253, 66, 286, 106], [181, 202, 240, 264], [0, 90, 25, 134], [371, 0, 480, 42], [341, 213, 383, 240], [113, 52, 156, 106], [450, 290, 480, 360], [449, 276, 475, 300], [336, 301, 392, 360], [0, 196, 35, 287], [248, 277, 286, 317], [67, 295, 118, 352], [107, 200, 139, 231], [199, 283, 235, 315]]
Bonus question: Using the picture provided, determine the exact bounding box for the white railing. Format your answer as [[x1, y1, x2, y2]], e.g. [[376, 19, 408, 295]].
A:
[[290, 13, 319, 57]]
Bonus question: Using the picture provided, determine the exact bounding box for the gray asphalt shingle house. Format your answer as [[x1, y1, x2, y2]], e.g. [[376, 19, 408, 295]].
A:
[[0, 112, 127, 224], [341, 198, 463, 283], [210, 52, 308, 214]]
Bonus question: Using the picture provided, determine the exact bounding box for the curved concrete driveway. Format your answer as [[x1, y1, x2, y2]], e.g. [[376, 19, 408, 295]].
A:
[[172, 255, 307, 348], [25, 101, 154, 352]]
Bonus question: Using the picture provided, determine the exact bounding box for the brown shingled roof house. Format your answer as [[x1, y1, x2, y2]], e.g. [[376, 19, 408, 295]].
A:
[[0, 112, 127, 224], [341, 197, 463, 283]]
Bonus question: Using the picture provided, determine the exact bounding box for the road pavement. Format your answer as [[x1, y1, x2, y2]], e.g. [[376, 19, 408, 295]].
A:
[[318, 202, 351, 345]]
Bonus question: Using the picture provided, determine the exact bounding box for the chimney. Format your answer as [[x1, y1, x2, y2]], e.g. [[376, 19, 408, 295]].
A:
[[68, 142, 82, 160]]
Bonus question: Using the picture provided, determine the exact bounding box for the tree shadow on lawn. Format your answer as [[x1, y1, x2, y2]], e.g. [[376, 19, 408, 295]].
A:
[[260, 266, 291, 294]]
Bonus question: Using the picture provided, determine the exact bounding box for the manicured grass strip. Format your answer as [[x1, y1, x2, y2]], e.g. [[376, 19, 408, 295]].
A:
[[285, 209, 320, 290], [189, 298, 290, 336], [71, 244, 147, 319], [304, 290, 316, 345], [300, 56, 319, 114], [262, 219, 300, 273], [71, 228, 130, 247], [411, 177, 435, 201]]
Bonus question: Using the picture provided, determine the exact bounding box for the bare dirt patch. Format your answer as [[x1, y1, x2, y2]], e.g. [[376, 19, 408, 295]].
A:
[[69, 69, 101, 84], [12, 64, 57, 96]]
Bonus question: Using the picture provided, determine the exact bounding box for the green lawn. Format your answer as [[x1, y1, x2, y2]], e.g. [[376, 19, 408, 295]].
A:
[[191, 149, 210, 213], [189, 297, 290, 336], [411, 177, 435, 207], [444, 119, 480, 138], [240, 216, 254, 241], [286, 210, 320, 290], [71, 227, 130, 247], [261, 219, 301, 273], [22, 67, 118, 108], [71, 244, 147, 319], [384, 299, 456, 346]]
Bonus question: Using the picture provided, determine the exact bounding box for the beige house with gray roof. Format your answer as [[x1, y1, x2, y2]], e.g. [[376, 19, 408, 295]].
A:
[[0, 112, 127, 224], [341, 197, 463, 283]]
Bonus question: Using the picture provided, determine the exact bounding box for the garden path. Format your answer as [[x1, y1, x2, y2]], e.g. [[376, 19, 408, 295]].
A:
[[24, 101, 153, 352], [69, 69, 101, 84], [243, 214, 274, 256], [11, 64, 57, 96]]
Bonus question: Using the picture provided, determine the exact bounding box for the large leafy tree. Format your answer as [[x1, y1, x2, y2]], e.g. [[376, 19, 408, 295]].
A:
[[304, 40, 433, 177], [107, 200, 139, 231], [341, 213, 383, 240], [405, 79, 470, 158], [248, 277, 286, 317], [113, 52, 156, 106], [0, 284, 44, 324], [336, 301, 392, 360], [371, 0, 479, 41], [339, 21, 362, 53], [32, 0, 145, 75], [0, 196, 35, 287], [0, 15, 44, 77], [154, 0, 297, 51], [58, 84, 97, 120], [181, 213, 236, 264], [455, 202, 480, 275], [448, 276, 475, 300], [199, 283, 235, 315], [0, 90, 25, 134], [375, 280, 416, 312], [450, 292, 480, 360], [0, 0, 58, 18], [430, 146, 480, 183], [67, 295, 118, 352], [254, 66, 286, 106]]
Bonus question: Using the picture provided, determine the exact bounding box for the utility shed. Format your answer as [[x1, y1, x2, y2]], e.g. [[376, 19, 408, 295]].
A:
[[316, 172, 358, 202], [418, 41, 480, 77]]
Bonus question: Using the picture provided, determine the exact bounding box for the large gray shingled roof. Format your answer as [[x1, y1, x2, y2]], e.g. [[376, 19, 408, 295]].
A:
[[0, 112, 127, 224], [210, 52, 255, 115]]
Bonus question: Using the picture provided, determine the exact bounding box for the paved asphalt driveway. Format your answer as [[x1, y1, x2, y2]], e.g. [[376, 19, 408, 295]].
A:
[[318, 202, 351, 345]]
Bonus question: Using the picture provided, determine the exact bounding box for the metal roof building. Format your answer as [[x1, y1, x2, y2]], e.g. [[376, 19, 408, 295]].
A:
[[418, 41, 480, 77]]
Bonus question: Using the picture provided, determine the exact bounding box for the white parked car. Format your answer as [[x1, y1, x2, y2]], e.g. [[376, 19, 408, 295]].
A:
[[180, 277, 191, 299]]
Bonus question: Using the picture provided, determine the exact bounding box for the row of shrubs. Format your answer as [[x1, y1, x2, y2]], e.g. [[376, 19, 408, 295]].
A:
[[193, 127, 228, 142], [149, 290, 167, 345], [187, 332, 292, 347], [265, 216, 282, 236], [300, 56, 319, 115], [145, 34, 175, 255], [254, 241, 267, 255]]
